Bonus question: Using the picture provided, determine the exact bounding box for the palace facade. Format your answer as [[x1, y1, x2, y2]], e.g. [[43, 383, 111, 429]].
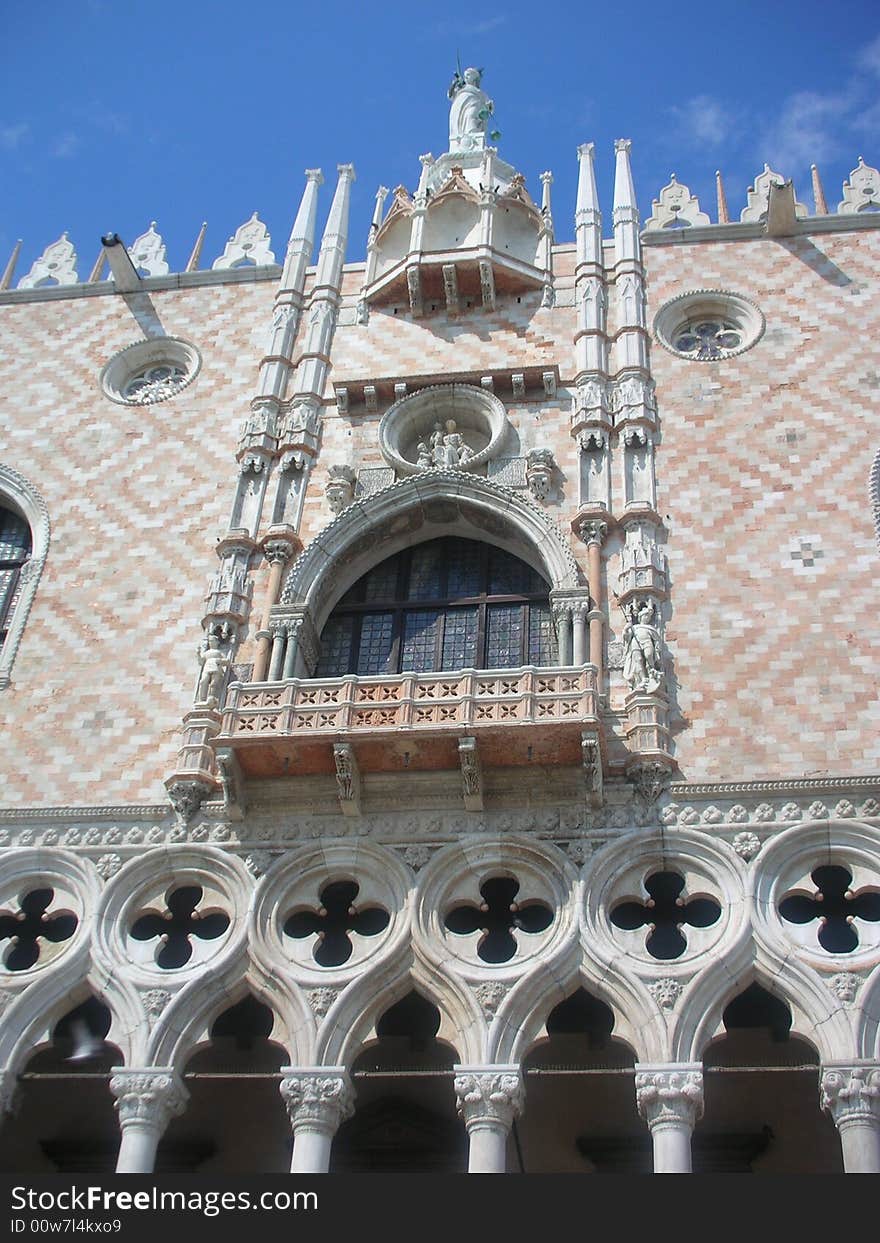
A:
[[1, 70, 879, 1174]]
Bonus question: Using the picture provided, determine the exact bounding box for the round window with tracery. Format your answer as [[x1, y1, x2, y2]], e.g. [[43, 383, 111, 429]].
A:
[[654, 290, 764, 362], [673, 318, 742, 361], [101, 337, 200, 406], [123, 362, 188, 403]]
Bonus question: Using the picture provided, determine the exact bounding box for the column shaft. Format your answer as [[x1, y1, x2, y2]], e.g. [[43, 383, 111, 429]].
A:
[[252, 558, 287, 681], [116, 1122, 161, 1174], [290, 1124, 335, 1173], [268, 629, 286, 680]]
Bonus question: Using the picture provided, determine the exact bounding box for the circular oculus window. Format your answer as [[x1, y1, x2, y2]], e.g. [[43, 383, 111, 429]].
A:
[[101, 337, 200, 406], [654, 290, 764, 362]]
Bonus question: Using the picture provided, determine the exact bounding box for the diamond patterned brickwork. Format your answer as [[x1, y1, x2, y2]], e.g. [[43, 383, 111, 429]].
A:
[[645, 231, 880, 781], [0, 282, 273, 806]]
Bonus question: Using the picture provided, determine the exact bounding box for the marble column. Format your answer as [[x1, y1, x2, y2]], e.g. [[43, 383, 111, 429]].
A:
[[635, 1063, 703, 1173], [280, 1067, 354, 1173], [820, 1062, 880, 1173], [252, 540, 294, 682], [268, 622, 287, 680], [553, 604, 573, 665], [454, 1065, 525, 1173], [110, 1069, 188, 1173]]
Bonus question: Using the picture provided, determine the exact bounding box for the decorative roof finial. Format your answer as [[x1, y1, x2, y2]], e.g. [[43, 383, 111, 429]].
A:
[[715, 170, 730, 224], [811, 164, 829, 215]]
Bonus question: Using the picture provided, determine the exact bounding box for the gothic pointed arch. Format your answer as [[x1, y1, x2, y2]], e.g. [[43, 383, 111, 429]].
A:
[[0, 463, 50, 690], [279, 469, 582, 635]]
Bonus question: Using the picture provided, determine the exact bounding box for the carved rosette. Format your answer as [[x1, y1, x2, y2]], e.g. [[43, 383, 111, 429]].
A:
[[110, 1071, 188, 1132], [635, 1067, 704, 1131], [454, 1068, 525, 1130], [280, 1071, 355, 1133], [820, 1065, 880, 1128]]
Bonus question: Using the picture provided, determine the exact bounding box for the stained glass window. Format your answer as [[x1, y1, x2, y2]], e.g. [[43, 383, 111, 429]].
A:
[[316, 537, 556, 675]]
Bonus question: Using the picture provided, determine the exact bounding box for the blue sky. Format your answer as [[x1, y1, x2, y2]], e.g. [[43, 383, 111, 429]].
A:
[[1, 0, 878, 278]]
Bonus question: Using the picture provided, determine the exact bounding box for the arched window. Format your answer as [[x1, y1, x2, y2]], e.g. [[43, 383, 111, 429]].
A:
[[315, 537, 557, 677], [0, 506, 32, 651], [0, 466, 49, 690]]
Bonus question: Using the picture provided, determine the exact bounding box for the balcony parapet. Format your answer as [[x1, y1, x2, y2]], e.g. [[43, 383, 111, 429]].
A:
[[215, 665, 600, 778]]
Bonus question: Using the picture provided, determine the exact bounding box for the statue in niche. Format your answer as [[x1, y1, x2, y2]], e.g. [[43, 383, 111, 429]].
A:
[[418, 419, 475, 469], [448, 67, 495, 153], [196, 633, 231, 705], [621, 599, 664, 694]]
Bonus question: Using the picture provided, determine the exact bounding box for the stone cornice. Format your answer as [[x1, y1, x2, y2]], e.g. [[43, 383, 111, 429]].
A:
[[669, 775, 880, 799]]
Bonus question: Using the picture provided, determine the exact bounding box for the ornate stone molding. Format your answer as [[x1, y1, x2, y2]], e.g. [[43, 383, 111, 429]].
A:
[[820, 1064, 880, 1127], [454, 1067, 524, 1129], [635, 1065, 704, 1130], [110, 1070, 188, 1131], [279, 1069, 354, 1132]]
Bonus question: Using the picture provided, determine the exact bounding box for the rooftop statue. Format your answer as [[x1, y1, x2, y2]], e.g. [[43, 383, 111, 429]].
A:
[[448, 66, 495, 154]]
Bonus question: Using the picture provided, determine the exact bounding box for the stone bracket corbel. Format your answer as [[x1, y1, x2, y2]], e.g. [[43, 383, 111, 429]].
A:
[[214, 745, 246, 821], [581, 731, 603, 808], [333, 741, 361, 817], [458, 736, 484, 812]]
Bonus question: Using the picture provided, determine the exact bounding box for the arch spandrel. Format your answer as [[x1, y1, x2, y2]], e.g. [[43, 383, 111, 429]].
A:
[[280, 470, 582, 630]]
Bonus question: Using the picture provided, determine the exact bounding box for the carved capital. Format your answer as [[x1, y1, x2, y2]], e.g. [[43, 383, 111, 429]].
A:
[[574, 517, 608, 547], [110, 1070, 188, 1132], [820, 1064, 880, 1128], [280, 1069, 354, 1133], [635, 1065, 703, 1131], [263, 540, 294, 566], [454, 1066, 525, 1130]]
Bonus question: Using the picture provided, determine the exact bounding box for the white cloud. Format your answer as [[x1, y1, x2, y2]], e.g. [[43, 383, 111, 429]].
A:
[[758, 90, 853, 171], [857, 31, 880, 76], [50, 132, 81, 159], [0, 122, 30, 151], [666, 95, 744, 152]]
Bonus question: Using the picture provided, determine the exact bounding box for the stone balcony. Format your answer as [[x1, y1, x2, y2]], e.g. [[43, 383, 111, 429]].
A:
[[214, 664, 601, 779]]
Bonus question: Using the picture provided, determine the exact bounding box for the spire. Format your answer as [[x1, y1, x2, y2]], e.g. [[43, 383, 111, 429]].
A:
[[281, 169, 323, 292], [185, 222, 208, 273], [0, 239, 21, 290], [612, 139, 640, 266], [370, 185, 389, 237], [87, 249, 106, 282], [613, 139, 638, 217], [811, 163, 828, 215], [715, 170, 729, 224], [575, 143, 602, 268], [313, 163, 355, 293], [540, 171, 554, 234]]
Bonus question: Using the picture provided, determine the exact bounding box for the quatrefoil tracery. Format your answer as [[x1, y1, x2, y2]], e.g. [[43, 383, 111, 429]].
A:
[[130, 885, 230, 969], [283, 880, 390, 967], [779, 865, 880, 954], [444, 876, 554, 963], [610, 871, 721, 960], [0, 888, 77, 972]]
